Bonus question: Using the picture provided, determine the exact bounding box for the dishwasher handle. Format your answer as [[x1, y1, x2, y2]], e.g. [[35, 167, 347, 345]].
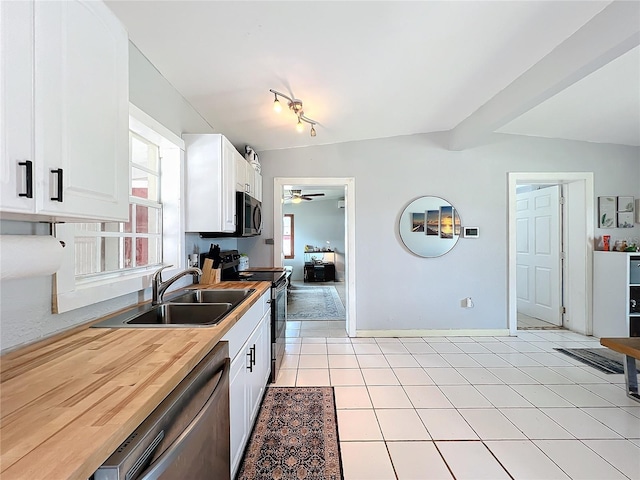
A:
[[135, 358, 229, 480]]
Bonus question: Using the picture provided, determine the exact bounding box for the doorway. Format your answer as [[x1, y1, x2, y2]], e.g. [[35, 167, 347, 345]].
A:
[[273, 177, 356, 337], [508, 172, 594, 337]]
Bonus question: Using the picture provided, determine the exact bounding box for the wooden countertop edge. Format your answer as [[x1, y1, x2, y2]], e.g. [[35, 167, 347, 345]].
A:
[[0, 281, 271, 480], [600, 337, 640, 359]]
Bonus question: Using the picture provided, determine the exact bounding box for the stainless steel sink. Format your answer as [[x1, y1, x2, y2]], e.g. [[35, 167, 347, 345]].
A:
[[166, 289, 253, 305], [92, 288, 255, 328], [125, 303, 232, 325]]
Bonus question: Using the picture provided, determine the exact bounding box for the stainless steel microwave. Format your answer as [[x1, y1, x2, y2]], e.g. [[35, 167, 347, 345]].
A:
[[236, 192, 262, 237]]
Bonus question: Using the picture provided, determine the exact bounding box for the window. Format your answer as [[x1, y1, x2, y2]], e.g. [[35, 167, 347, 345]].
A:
[[74, 132, 163, 276], [54, 104, 185, 313], [283, 214, 294, 259]]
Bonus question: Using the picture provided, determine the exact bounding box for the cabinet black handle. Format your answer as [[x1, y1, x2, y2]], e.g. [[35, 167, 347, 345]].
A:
[[50, 168, 63, 202], [18, 160, 33, 198], [247, 344, 256, 372], [247, 348, 254, 372]]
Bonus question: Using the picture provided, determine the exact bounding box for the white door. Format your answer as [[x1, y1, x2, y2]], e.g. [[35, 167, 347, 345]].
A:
[[516, 185, 562, 325]]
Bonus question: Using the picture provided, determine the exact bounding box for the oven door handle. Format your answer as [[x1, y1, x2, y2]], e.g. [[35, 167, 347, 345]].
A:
[[135, 359, 229, 480]]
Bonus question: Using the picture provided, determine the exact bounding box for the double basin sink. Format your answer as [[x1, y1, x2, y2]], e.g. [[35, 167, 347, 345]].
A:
[[93, 289, 255, 328]]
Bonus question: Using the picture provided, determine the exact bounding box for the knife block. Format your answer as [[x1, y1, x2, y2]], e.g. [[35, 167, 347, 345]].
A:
[[201, 258, 221, 285]]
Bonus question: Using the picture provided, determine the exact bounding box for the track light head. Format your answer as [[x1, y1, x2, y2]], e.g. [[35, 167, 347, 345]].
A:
[[273, 92, 282, 113], [269, 89, 319, 137]]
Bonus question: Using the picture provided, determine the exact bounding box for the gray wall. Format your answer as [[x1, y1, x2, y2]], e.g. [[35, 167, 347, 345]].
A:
[[0, 42, 214, 353], [244, 132, 640, 333], [283, 199, 346, 281]]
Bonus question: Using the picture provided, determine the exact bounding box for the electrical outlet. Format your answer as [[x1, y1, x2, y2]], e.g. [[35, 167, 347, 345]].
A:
[[460, 297, 474, 308]]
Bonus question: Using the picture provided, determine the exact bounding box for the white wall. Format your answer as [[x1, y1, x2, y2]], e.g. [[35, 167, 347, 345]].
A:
[[0, 42, 214, 353], [283, 199, 345, 281], [244, 132, 639, 333]]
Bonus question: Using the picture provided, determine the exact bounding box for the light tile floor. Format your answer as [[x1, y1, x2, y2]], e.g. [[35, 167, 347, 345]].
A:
[[274, 328, 640, 480]]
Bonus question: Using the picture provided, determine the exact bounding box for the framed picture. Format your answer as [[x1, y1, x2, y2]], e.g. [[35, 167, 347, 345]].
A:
[[453, 209, 461, 236], [440, 205, 453, 239], [617, 196, 634, 212], [426, 210, 439, 236], [411, 212, 425, 232], [617, 211, 634, 228], [598, 196, 616, 228]]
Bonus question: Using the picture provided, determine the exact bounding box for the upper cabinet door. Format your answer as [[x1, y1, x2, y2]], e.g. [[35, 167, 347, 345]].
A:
[[184, 134, 237, 234], [0, 1, 36, 215], [34, 0, 129, 221], [221, 137, 239, 232], [252, 169, 262, 203], [235, 154, 248, 193]]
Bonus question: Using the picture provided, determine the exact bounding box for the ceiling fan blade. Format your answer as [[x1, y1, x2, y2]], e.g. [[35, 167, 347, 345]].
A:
[[302, 193, 325, 197], [301, 196, 314, 201]]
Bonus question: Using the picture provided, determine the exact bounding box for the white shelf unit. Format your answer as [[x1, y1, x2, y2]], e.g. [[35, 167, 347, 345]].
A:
[[593, 251, 640, 338]]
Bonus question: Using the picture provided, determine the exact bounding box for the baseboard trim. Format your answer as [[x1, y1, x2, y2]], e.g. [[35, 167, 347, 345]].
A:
[[355, 329, 512, 338]]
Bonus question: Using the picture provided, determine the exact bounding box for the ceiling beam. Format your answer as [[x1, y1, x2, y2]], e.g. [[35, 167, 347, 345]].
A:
[[448, 1, 640, 151]]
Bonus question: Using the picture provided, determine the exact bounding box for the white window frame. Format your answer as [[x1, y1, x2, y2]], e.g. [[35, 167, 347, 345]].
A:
[[53, 104, 186, 313]]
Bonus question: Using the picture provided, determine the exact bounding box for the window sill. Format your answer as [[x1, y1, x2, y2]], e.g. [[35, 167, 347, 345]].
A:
[[54, 266, 183, 314]]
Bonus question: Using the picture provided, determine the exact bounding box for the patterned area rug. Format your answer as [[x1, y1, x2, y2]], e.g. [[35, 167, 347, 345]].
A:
[[554, 348, 629, 374], [237, 387, 343, 480], [287, 286, 346, 320]]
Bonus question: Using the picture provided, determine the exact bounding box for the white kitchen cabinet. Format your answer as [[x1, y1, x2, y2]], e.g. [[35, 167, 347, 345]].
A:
[[235, 154, 249, 193], [593, 251, 640, 338], [223, 291, 271, 478], [252, 168, 263, 203], [235, 155, 262, 202], [0, 0, 129, 222], [184, 134, 237, 233], [248, 309, 271, 423], [227, 344, 250, 477]]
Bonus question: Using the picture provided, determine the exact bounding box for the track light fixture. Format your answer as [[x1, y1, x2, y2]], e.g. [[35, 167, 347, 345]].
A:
[[269, 89, 318, 137]]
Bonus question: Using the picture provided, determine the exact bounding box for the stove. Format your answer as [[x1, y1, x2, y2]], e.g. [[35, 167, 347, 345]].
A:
[[215, 250, 287, 382]]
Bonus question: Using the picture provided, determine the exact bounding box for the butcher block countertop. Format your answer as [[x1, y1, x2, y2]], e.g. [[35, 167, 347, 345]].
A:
[[0, 281, 271, 480]]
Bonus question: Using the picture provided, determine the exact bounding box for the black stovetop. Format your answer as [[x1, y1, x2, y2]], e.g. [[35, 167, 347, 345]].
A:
[[237, 270, 286, 284]]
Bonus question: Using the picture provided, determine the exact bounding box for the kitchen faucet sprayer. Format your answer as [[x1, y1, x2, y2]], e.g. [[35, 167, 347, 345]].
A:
[[152, 265, 203, 305]]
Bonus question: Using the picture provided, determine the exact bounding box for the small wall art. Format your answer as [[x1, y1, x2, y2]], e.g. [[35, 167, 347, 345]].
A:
[[617, 196, 635, 228], [618, 196, 634, 212], [598, 196, 636, 229], [598, 196, 616, 228], [426, 210, 439, 236], [440, 206, 453, 239], [411, 212, 425, 232]]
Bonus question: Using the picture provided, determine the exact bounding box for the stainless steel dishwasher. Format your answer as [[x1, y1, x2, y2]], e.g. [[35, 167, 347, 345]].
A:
[[94, 342, 230, 480]]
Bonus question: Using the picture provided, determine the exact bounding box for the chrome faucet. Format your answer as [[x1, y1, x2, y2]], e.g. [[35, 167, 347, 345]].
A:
[[152, 265, 203, 305]]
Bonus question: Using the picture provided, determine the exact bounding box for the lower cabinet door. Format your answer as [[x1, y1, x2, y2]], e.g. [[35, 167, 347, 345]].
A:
[[247, 315, 266, 424], [228, 350, 249, 478], [259, 310, 272, 385], [228, 309, 272, 478]]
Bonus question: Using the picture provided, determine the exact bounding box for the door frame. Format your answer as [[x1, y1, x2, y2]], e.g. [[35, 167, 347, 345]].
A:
[[508, 172, 594, 336], [273, 177, 356, 337]]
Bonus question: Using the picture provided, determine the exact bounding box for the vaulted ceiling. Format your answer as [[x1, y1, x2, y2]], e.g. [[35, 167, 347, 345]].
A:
[[106, 1, 640, 152]]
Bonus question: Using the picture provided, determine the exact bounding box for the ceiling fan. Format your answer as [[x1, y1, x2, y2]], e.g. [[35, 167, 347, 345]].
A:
[[285, 189, 325, 203]]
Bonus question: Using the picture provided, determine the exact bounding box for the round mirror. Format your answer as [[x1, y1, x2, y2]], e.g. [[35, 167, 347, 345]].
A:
[[398, 196, 461, 257]]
